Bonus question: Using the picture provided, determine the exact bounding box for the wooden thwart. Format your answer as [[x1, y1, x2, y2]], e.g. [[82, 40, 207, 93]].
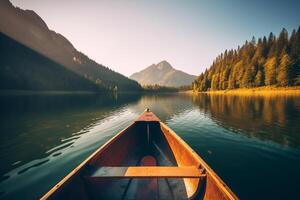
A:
[[88, 166, 205, 178], [41, 111, 238, 200]]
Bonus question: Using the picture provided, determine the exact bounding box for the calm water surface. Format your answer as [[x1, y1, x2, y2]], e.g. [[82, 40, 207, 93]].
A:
[[0, 93, 300, 200]]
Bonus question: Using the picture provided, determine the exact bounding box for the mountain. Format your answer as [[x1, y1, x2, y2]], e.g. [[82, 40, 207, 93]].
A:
[[130, 61, 196, 87], [0, 32, 101, 91], [0, 0, 141, 91]]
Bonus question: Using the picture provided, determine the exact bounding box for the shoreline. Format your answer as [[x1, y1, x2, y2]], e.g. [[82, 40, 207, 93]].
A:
[[184, 86, 300, 96], [0, 90, 179, 96]]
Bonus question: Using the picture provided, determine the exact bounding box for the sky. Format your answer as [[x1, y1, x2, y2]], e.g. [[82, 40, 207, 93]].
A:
[[11, 0, 300, 76]]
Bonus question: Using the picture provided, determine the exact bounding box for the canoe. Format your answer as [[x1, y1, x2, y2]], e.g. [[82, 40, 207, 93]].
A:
[[41, 109, 238, 200]]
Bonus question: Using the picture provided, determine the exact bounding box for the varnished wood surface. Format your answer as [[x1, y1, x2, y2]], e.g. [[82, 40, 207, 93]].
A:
[[88, 166, 205, 178], [40, 123, 137, 200], [160, 122, 238, 200], [135, 111, 161, 122], [41, 110, 238, 200]]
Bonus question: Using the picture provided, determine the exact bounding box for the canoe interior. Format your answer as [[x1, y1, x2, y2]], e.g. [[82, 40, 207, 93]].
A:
[[44, 120, 236, 200]]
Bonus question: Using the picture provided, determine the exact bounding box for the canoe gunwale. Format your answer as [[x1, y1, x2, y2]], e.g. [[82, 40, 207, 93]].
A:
[[159, 122, 238, 200], [40, 121, 137, 200], [40, 111, 238, 200]]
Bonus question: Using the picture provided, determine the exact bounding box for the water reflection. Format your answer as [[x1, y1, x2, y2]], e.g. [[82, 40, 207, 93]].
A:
[[129, 94, 194, 121], [0, 93, 300, 200], [0, 93, 142, 180], [192, 93, 300, 148]]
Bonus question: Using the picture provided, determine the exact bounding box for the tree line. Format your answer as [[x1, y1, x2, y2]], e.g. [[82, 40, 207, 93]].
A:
[[193, 27, 300, 91], [142, 84, 178, 92], [0, 32, 142, 92], [75, 52, 142, 91]]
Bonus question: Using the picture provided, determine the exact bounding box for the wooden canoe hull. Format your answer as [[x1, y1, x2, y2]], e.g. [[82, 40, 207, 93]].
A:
[[41, 111, 238, 200]]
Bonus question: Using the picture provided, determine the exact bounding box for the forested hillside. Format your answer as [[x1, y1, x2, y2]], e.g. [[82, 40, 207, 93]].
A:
[[193, 27, 300, 91], [0, 33, 101, 91], [0, 0, 142, 92]]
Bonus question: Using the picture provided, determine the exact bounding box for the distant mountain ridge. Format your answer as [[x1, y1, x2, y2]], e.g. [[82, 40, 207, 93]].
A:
[[130, 61, 196, 87], [0, 0, 141, 91]]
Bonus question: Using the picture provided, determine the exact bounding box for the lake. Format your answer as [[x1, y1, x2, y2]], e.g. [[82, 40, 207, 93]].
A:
[[0, 92, 300, 200]]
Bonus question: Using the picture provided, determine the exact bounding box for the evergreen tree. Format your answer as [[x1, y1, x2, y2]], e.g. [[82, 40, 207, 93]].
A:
[[290, 27, 300, 59], [276, 28, 289, 56], [220, 66, 230, 89], [211, 74, 219, 90], [254, 69, 263, 86], [193, 27, 300, 91], [264, 57, 277, 85], [277, 53, 293, 86], [262, 36, 268, 57], [267, 32, 276, 58], [228, 64, 238, 89], [294, 60, 300, 86], [242, 65, 256, 87]]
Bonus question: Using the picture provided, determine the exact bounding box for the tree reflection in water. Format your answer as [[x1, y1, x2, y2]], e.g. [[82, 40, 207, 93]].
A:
[[192, 93, 300, 148]]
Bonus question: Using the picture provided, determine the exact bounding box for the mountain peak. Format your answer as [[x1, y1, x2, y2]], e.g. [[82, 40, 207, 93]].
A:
[[130, 61, 196, 87], [157, 60, 173, 70]]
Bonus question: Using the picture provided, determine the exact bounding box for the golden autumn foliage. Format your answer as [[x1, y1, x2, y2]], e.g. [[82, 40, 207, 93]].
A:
[[193, 27, 300, 91]]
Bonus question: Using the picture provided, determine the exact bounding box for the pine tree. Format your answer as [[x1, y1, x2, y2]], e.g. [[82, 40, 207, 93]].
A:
[[254, 69, 263, 86], [235, 61, 244, 87], [276, 28, 289, 56], [220, 66, 230, 89], [211, 74, 220, 90], [252, 39, 263, 63], [228, 64, 238, 89], [264, 57, 277, 85], [242, 65, 255, 87], [290, 26, 300, 59], [294, 60, 300, 86], [193, 27, 299, 91], [267, 32, 276, 57], [277, 53, 293, 86], [262, 36, 268, 57]]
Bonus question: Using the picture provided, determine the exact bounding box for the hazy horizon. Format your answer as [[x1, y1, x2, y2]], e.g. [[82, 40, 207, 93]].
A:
[[11, 0, 300, 76]]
